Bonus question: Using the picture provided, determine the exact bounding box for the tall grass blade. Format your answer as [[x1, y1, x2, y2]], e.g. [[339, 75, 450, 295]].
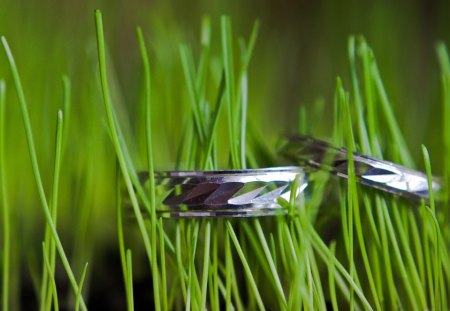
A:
[[125, 250, 134, 311], [159, 218, 168, 311], [94, 13, 155, 306], [75, 263, 89, 311], [254, 220, 286, 307], [42, 108, 64, 311], [115, 163, 134, 310], [1, 37, 86, 310], [0, 80, 10, 311], [42, 243, 59, 311], [200, 221, 211, 311], [227, 221, 265, 310], [136, 25, 161, 311]]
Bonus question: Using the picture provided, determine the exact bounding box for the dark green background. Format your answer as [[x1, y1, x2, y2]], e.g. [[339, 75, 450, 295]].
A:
[[1, 0, 449, 145]]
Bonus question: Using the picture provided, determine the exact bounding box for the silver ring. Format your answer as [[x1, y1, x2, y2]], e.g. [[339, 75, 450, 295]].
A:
[[127, 136, 441, 219], [144, 166, 307, 218], [280, 136, 441, 202]]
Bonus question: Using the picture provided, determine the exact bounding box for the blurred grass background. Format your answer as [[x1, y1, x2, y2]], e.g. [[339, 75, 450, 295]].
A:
[[0, 0, 449, 309], [1, 0, 450, 160]]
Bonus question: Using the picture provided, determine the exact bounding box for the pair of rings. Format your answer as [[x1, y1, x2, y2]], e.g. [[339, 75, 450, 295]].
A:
[[134, 136, 441, 218]]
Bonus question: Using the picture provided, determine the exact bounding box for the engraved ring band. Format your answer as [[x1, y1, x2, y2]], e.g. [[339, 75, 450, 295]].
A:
[[132, 136, 441, 218]]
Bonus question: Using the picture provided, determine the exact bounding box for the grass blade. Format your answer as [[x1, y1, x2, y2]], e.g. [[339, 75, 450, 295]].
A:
[[42, 243, 59, 311], [136, 25, 161, 311], [176, 224, 187, 302], [254, 220, 286, 307], [227, 221, 265, 311], [159, 218, 168, 311], [125, 251, 134, 311], [116, 162, 134, 311], [327, 242, 338, 311], [0, 80, 11, 311], [221, 16, 239, 168], [42, 108, 64, 311], [1, 36, 86, 310], [200, 221, 211, 311], [224, 228, 232, 310], [94, 14, 156, 311], [436, 43, 450, 203], [75, 263, 89, 311]]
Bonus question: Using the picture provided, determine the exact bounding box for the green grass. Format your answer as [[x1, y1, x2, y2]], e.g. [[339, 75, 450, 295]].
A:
[[0, 6, 450, 311], [1, 36, 87, 311], [0, 79, 10, 311]]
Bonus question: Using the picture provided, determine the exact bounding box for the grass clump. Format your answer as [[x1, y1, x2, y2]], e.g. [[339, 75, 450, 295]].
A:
[[0, 8, 449, 311]]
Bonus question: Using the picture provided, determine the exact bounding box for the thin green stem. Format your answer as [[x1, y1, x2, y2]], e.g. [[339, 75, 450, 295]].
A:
[[211, 222, 219, 311], [254, 220, 286, 307], [437, 43, 450, 202], [227, 221, 265, 311], [136, 25, 161, 311], [186, 221, 200, 310], [327, 242, 338, 311], [381, 198, 420, 309], [225, 228, 232, 311], [375, 196, 399, 310], [348, 36, 371, 154], [200, 221, 211, 311], [159, 218, 168, 311], [94, 14, 155, 311], [43, 106, 64, 311], [391, 206, 425, 305], [42, 243, 59, 311], [116, 163, 134, 310], [180, 45, 206, 144], [1, 36, 86, 310], [221, 16, 239, 167], [0, 80, 10, 311], [75, 263, 88, 311], [176, 225, 187, 302], [422, 145, 441, 309], [202, 73, 225, 169], [340, 83, 357, 309], [371, 60, 413, 166], [125, 251, 134, 311], [304, 222, 373, 310]]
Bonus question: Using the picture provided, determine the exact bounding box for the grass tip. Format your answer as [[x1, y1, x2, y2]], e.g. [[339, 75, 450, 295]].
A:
[[1, 36, 8, 49], [94, 9, 103, 22], [421, 144, 428, 154]]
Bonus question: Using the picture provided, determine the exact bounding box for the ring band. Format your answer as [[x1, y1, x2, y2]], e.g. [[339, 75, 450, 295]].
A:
[[126, 136, 441, 219], [280, 136, 441, 201], [140, 166, 307, 217]]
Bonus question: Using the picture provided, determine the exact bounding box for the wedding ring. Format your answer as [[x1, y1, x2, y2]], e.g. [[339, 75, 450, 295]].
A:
[[127, 136, 440, 219], [280, 136, 441, 202], [138, 166, 307, 217]]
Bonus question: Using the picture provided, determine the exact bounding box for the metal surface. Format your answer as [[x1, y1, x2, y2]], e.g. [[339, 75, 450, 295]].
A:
[[141, 167, 307, 217], [280, 136, 441, 201], [126, 136, 441, 219]]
